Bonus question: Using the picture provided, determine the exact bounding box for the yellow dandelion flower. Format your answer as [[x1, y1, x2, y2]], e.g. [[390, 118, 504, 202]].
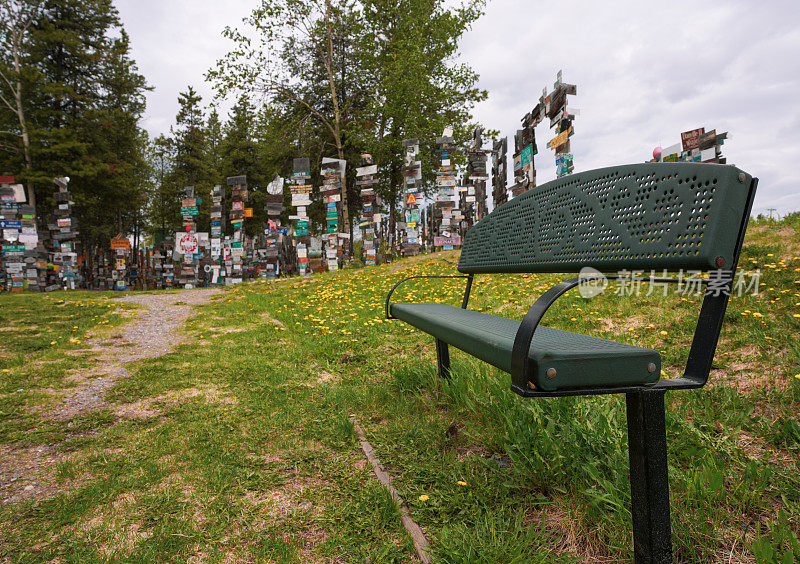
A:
[[753, 313, 764, 318], [794, 314, 800, 318], [2, 369, 10, 373], [457, 481, 467, 487], [659, 331, 668, 336], [795, 374, 800, 380], [418, 494, 429, 502]]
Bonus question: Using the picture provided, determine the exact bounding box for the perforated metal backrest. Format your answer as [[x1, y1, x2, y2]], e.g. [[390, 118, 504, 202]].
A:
[[458, 163, 754, 274]]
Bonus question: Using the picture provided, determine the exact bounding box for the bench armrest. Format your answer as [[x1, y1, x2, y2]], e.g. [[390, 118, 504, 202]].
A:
[[385, 274, 474, 319], [510, 276, 586, 392], [510, 274, 727, 396]]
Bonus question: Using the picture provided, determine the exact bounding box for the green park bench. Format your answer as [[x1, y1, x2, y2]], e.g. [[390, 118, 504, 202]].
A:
[[386, 162, 758, 563]]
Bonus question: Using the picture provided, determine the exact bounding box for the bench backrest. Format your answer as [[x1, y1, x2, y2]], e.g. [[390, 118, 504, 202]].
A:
[[458, 163, 755, 274]]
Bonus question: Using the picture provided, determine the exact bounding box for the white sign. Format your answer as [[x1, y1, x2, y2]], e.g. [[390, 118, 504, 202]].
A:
[[321, 157, 346, 180], [356, 164, 378, 176], [176, 232, 199, 254]]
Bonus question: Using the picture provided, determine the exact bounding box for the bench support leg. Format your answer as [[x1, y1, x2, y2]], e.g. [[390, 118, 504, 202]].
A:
[[435, 339, 450, 379], [626, 390, 672, 564]]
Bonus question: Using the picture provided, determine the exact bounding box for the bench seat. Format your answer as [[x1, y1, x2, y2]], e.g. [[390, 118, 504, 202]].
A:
[[390, 302, 660, 391]]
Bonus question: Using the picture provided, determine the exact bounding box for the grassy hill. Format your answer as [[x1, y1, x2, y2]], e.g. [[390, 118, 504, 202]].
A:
[[0, 215, 798, 562]]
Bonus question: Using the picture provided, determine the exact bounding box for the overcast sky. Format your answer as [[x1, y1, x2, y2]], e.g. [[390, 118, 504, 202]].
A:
[[116, 0, 800, 216]]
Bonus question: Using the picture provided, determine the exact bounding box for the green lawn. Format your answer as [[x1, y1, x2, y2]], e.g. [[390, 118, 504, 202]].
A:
[[1, 215, 799, 562]]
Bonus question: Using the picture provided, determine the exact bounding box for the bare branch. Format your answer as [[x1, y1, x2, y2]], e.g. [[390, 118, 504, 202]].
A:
[[266, 80, 338, 141], [0, 87, 17, 114]]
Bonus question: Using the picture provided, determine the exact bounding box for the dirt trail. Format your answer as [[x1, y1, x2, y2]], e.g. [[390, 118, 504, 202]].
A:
[[1, 290, 224, 504], [46, 290, 224, 420]]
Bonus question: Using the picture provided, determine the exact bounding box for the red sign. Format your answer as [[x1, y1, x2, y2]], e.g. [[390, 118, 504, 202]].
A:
[[0, 176, 15, 185], [434, 235, 462, 246], [681, 128, 705, 151]]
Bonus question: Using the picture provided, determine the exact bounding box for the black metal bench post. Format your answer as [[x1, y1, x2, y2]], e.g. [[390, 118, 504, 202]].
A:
[[435, 338, 450, 379], [626, 389, 672, 564]]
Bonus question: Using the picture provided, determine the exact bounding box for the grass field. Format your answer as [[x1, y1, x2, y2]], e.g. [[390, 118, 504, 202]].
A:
[[1, 215, 799, 562]]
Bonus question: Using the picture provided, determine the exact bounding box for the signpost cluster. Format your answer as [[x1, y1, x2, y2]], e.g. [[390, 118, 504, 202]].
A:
[[227, 175, 249, 284], [654, 127, 729, 164], [356, 154, 380, 266], [492, 137, 509, 208], [110, 235, 131, 290], [401, 139, 423, 257], [320, 158, 347, 271], [177, 185, 202, 288], [48, 177, 79, 290], [432, 129, 462, 251], [260, 174, 286, 278], [511, 70, 578, 199], [545, 71, 578, 178], [290, 158, 312, 275], [0, 75, 747, 292], [0, 176, 41, 292], [466, 127, 490, 223]]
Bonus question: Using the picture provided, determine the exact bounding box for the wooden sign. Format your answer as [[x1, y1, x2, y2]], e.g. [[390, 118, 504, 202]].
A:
[[110, 237, 130, 250], [547, 126, 573, 150], [244, 208, 253, 218], [227, 175, 247, 186], [681, 128, 705, 151], [356, 165, 378, 176]]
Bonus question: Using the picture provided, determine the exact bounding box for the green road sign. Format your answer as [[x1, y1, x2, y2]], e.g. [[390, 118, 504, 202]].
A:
[[520, 144, 534, 167]]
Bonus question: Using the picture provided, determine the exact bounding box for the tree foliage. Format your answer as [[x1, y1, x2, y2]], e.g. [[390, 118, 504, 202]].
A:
[[205, 0, 487, 242], [0, 0, 150, 248]]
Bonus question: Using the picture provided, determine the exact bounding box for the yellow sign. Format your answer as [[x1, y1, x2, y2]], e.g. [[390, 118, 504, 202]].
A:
[[116, 258, 125, 270], [407, 194, 416, 204], [548, 126, 573, 150], [244, 208, 253, 218], [110, 237, 130, 250]]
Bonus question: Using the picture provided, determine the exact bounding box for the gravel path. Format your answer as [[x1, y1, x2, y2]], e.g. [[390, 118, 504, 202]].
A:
[[3, 289, 225, 504], [46, 289, 225, 420]]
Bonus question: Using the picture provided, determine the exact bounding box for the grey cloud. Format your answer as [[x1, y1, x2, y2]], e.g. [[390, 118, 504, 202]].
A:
[[116, 0, 800, 214]]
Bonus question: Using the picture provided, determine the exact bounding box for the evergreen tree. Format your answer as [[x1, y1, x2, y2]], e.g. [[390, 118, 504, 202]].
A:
[[172, 87, 211, 230], [221, 95, 265, 236], [205, 108, 224, 187], [0, 0, 150, 250]]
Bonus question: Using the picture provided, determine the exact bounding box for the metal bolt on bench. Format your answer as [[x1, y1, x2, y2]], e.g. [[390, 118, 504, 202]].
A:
[[386, 162, 757, 563]]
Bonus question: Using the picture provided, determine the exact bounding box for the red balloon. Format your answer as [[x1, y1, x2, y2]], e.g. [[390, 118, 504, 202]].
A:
[[653, 146, 663, 159], [185, 225, 191, 232]]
